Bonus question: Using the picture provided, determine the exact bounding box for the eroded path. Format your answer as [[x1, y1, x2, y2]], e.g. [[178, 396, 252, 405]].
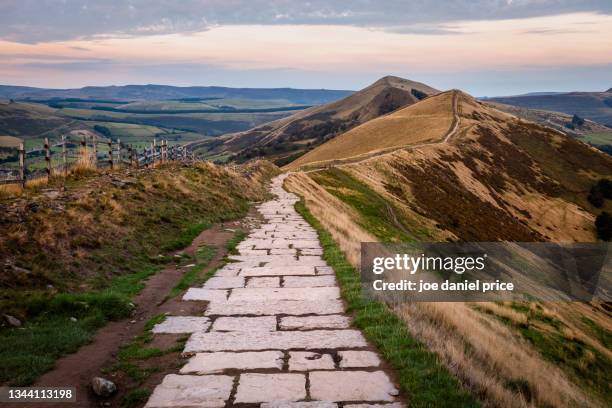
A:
[[145, 174, 402, 407]]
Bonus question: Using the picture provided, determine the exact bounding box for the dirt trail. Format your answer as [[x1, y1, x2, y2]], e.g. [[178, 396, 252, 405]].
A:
[[142, 174, 405, 407], [6, 214, 257, 408]]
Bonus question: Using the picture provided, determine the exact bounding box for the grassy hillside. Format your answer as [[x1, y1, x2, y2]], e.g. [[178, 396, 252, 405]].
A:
[[285, 91, 612, 407], [286, 90, 455, 170], [214, 76, 439, 165], [0, 160, 278, 385], [489, 90, 612, 126]]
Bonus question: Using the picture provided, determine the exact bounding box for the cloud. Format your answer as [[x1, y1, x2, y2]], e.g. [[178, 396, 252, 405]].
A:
[[1, 0, 611, 43]]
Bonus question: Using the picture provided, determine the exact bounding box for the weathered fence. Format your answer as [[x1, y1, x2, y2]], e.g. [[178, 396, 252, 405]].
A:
[[0, 135, 195, 187]]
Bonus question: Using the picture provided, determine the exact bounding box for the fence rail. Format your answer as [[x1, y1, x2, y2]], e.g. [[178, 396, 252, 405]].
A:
[[0, 135, 194, 187]]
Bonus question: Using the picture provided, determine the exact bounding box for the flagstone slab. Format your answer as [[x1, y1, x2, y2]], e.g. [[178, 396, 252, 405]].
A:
[[203, 277, 245, 289], [183, 288, 228, 302], [239, 265, 316, 276], [338, 351, 381, 368], [279, 315, 351, 330], [283, 276, 336, 288], [152, 317, 211, 334], [309, 371, 399, 402], [316, 266, 335, 275], [144, 374, 233, 408], [270, 248, 298, 255], [205, 299, 345, 316], [289, 351, 335, 371], [246, 276, 280, 288], [234, 373, 306, 403], [344, 404, 403, 408], [180, 351, 283, 374], [228, 287, 340, 302], [262, 402, 338, 408], [212, 316, 277, 332], [184, 330, 368, 353]]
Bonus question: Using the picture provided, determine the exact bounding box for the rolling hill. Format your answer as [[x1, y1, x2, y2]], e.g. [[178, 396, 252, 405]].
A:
[[0, 84, 352, 105], [0, 100, 93, 142], [488, 89, 612, 126], [285, 89, 612, 408], [215, 76, 439, 164]]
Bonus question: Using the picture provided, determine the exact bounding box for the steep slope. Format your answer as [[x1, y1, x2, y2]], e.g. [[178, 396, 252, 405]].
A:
[[217, 76, 439, 164], [286, 90, 456, 170], [285, 91, 612, 407], [290, 90, 611, 241], [489, 89, 612, 126]]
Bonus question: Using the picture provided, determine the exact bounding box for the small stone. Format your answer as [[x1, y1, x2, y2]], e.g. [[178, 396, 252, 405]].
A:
[[70, 317, 77, 322], [91, 377, 116, 397], [3, 314, 21, 327]]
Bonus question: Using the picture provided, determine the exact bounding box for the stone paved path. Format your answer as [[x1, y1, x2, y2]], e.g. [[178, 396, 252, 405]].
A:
[[145, 174, 403, 407]]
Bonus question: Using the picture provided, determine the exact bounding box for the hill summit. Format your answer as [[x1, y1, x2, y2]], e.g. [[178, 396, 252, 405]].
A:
[[214, 76, 439, 165]]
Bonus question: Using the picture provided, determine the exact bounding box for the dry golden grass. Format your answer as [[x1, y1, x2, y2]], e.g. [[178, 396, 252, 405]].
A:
[[398, 301, 594, 408], [286, 91, 454, 170], [284, 172, 375, 266]]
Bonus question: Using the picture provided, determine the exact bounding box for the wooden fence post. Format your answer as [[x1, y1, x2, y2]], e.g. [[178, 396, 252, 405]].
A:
[[91, 135, 97, 168], [19, 142, 25, 188], [62, 135, 68, 177], [108, 139, 113, 169], [116, 139, 121, 167], [44, 137, 51, 178]]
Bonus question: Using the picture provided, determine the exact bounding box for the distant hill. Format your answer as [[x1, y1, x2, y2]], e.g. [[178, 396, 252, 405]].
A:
[[0, 101, 92, 140], [214, 76, 439, 164], [0, 84, 352, 105], [489, 89, 612, 126]]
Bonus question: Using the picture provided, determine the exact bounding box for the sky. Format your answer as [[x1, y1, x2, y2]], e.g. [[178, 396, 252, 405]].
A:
[[0, 1, 611, 96]]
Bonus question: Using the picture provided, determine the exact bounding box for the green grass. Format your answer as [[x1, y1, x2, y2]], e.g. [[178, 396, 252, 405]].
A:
[[121, 388, 152, 408], [481, 303, 612, 404], [167, 245, 217, 298], [310, 168, 426, 241], [295, 199, 479, 408], [579, 131, 612, 146], [162, 222, 210, 252], [111, 314, 186, 383], [226, 229, 247, 255]]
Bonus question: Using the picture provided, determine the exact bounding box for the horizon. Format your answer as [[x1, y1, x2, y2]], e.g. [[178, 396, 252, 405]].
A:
[[1, 79, 611, 99], [1, 1, 612, 96]]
